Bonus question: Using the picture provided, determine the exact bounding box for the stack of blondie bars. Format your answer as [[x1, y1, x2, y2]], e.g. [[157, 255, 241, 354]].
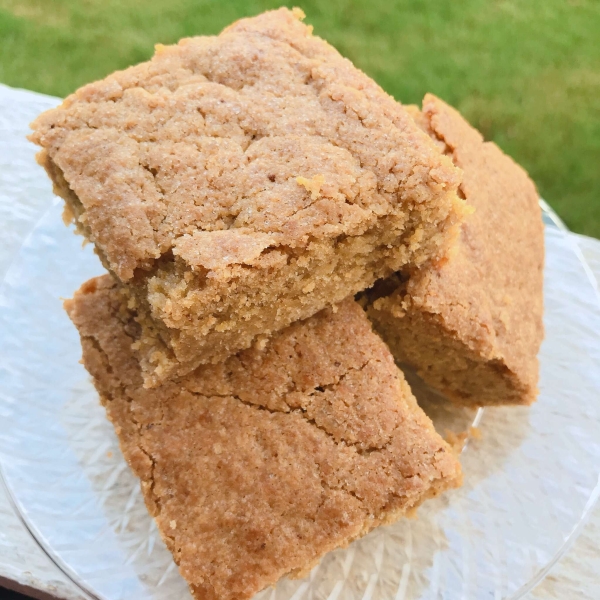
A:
[[29, 8, 544, 600]]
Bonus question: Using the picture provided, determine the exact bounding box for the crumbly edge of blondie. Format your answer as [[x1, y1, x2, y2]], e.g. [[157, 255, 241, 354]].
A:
[[366, 291, 537, 407], [125, 201, 462, 386]]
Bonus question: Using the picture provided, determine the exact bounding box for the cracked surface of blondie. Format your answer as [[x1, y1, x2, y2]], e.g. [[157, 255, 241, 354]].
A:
[[367, 94, 544, 406], [65, 275, 462, 600], [32, 8, 465, 384]]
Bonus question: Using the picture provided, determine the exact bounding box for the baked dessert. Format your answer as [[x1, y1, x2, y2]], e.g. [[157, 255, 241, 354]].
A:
[[65, 275, 462, 600], [32, 8, 466, 386], [366, 94, 544, 407]]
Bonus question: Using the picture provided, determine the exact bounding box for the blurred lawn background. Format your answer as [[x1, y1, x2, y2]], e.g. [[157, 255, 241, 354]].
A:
[[0, 0, 598, 236]]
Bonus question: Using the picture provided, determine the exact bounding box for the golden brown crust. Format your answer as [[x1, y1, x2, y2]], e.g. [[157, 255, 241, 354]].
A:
[[31, 9, 462, 279], [32, 8, 466, 381], [65, 275, 461, 600], [367, 94, 544, 407]]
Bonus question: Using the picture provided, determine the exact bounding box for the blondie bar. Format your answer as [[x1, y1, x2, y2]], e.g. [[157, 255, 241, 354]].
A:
[[366, 95, 544, 406], [32, 8, 466, 385], [65, 275, 462, 600]]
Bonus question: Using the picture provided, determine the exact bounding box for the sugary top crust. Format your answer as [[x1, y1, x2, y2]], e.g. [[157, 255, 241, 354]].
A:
[[31, 8, 461, 280], [405, 94, 544, 387], [65, 274, 461, 600]]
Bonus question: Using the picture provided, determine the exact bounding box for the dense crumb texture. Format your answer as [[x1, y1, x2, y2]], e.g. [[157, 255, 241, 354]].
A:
[[367, 94, 544, 407], [31, 8, 465, 382], [65, 275, 461, 600]]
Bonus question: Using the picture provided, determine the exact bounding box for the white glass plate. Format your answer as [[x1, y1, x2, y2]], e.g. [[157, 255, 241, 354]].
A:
[[1, 201, 599, 600]]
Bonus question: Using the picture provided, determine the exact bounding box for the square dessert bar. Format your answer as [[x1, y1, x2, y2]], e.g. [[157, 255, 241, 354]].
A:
[[366, 94, 544, 407], [32, 8, 466, 385], [65, 275, 462, 600]]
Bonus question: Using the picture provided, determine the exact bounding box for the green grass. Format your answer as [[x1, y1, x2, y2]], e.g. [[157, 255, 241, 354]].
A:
[[1, 0, 599, 236]]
